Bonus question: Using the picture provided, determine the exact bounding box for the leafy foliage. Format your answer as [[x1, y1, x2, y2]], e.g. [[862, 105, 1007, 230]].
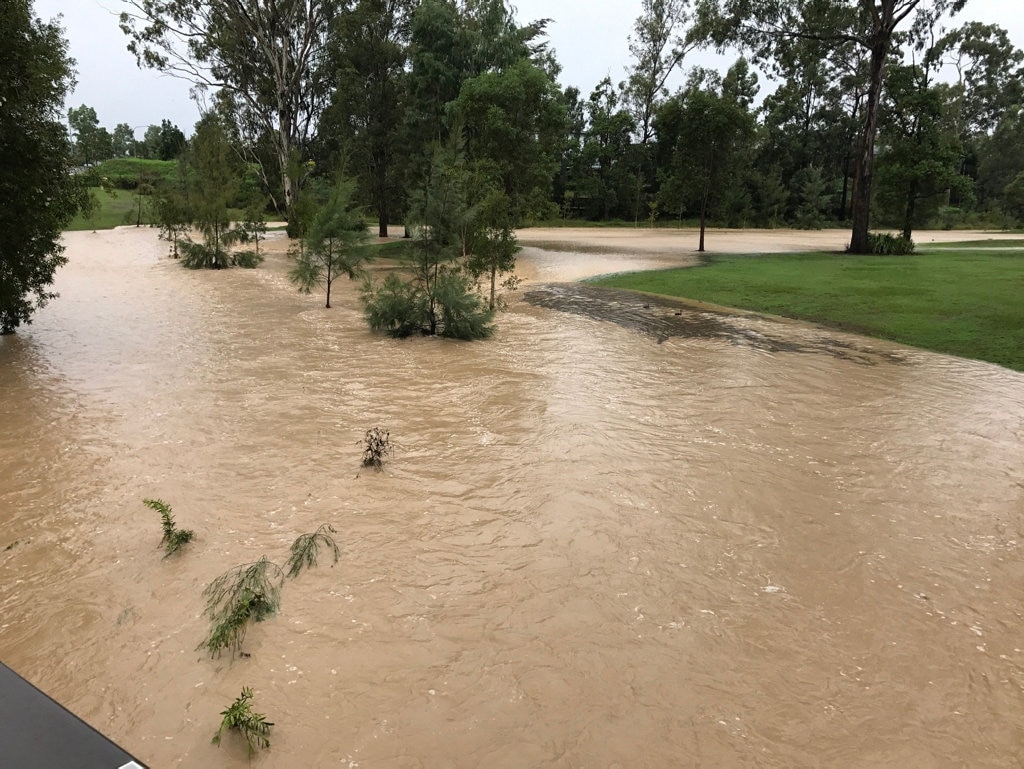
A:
[[200, 557, 283, 658], [360, 273, 423, 338], [859, 232, 916, 255], [285, 523, 341, 578], [360, 142, 495, 339], [0, 2, 89, 334], [212, 687, 273, 757], [289, 175, 370, 307], [143, 498, 194, 556]]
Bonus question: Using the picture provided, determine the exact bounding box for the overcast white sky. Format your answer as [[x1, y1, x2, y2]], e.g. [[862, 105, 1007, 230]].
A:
[[33, 0, 1024, 137]]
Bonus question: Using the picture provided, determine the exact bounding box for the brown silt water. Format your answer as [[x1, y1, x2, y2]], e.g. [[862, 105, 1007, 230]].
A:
[[1, 227, 1022, 768]]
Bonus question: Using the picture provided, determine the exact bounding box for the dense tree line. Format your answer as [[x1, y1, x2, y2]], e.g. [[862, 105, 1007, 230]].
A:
[[119, 0, 1024, 244], [6, 0, 1022, 335]]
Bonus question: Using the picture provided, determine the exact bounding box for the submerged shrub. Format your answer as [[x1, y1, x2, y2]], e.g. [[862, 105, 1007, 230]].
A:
[[143, 498, 194, 556], [179, 239, 231, 269], [285, 523, 341, 578], [232, 249, 264, 268], [212, 686, 273, 757], [361, 273, 424, 338], [361, 427, 393, 470], [200, 556, 283, 657]]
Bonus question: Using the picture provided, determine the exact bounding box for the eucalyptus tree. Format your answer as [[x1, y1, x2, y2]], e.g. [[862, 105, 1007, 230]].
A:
[[692, 0, 967, 253], [622, 0, 696, 221], [874, 23, 970, 240], [402, 0, 551, 191], [934, 22, 1024, 138], [111, 123, 136, 158], [624, 0, 695, 145], [1, 0, 89, 334], [120, 0, 340, 215]]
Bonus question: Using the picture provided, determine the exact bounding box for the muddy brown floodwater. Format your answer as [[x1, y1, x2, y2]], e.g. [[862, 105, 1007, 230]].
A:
[[1, 226, 1023, 768]]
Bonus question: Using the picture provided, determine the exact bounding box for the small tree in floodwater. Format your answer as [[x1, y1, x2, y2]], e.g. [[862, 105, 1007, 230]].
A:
[[463, 187, 520, 311], [361, 141, 494, 339], [200, 557, 283, 658], [152, 158, 191, 257], [288, 175, 370, 307], [180, 114, 261, 269]]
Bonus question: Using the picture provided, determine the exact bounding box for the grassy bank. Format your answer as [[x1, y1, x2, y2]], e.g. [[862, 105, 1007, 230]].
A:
[[67, 188, 151, 230], [588, 248, 1024, 372]]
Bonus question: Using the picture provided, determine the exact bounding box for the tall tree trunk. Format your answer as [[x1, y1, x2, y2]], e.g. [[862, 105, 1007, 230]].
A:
[[378, 197, 389, 238], [902, 181, 917, 241], [698, 192, 708, 252], [489, 265, 497, 310], [849, 40, 888, 254]]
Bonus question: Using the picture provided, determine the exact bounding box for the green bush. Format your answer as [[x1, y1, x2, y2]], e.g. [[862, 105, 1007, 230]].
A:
[[212, 687, 273, 756], [857, 232, 916, 255], [361, 273, 424, 338]]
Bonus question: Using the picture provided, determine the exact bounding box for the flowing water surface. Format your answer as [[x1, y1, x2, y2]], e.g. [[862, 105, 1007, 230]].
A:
[[1, 228, 1022, 768]]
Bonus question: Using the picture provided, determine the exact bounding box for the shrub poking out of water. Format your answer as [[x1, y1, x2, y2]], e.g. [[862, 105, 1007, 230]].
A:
[[143, 498, 194, 556], [201, 557, 283, 658], [212, 686, 273, 757], [361, 427, 392, 470], [285, 523, 341, 578]]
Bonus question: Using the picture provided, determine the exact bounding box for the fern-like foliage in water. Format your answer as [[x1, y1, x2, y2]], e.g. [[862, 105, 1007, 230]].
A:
[[200, 557, 283, 658], [143, 498, 194, 556], [285, 523, 341, 578], [212, 686, 273, 757]]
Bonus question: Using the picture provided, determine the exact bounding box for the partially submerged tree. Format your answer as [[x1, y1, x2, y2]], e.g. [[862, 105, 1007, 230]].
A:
[[285, 524, 340, 578], [201, 556, 283, 658], [179, 114, 260, 269], [143, 498, 195, 556], [361, 142, 495, 339], [212, 687, 273, 757], [463, 188, 520, 310], [289, 175, 370, 307], [1, 0, 89, 334]]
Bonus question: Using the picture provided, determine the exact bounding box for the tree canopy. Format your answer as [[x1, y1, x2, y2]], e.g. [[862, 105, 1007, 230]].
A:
[[1, 0, 88, 334]]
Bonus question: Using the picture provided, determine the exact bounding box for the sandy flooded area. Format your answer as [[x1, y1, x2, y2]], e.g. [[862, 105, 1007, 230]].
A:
[[1, 226, 1022, 767]]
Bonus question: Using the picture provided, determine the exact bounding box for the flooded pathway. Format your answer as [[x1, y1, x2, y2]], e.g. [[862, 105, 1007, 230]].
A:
[[1, 227, 1022, 767]]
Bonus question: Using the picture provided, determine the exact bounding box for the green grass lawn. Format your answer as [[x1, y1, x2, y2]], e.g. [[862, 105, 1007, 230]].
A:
[[67, 188, 147, 230], [588, 248, 1024, 372], [66, 187, 248, 232]]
